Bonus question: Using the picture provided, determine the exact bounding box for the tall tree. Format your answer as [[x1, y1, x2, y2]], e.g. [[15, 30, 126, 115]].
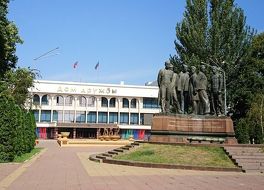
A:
[[231, 32, 264, 120], [0, 0, 23, 79], [173, 0, 255, 110], [174, 0, 208, 67], [0, 68, 38, 108]]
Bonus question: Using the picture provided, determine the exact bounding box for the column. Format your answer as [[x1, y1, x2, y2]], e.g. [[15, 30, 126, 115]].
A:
[[118, 98, 121, 124], [51, 96, 54, 122], [62, 96, 65, 123], [74, 97, 77, 123], [138, 99, 141, 125], [107, 98, 110, 124], [73, 128, 76, 139], [128, 99, 131, 125], [96, 97, 99, 123], [53, 127, 58, 139]]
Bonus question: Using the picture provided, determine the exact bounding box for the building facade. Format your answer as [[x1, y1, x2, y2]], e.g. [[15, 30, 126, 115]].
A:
[[29, 80, 160, 140]]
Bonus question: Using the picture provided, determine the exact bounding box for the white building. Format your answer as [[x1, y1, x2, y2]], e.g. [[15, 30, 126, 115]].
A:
[[29, 80, 160, 140]]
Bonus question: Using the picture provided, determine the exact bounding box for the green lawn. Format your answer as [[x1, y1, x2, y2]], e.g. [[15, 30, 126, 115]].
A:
[[13, 148, 42, 163], [114, 143, 236, 168]]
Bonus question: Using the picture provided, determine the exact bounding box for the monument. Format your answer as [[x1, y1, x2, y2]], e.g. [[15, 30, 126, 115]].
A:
[[150, 60, 237, 144]]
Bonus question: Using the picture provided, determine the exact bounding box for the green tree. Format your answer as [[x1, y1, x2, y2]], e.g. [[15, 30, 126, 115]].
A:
[[0, 0, 23, 79], [235, 118, 249, 144], [24, 111, 37, 152], [173, 0, 254, 109], [0, 94, 18, 162], [1, 68, 38, 107], [174, 0, 208, 67], [231, 32, 264, 120]]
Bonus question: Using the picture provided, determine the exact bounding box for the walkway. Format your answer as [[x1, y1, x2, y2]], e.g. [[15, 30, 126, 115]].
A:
[[0, 140, 263, 190]]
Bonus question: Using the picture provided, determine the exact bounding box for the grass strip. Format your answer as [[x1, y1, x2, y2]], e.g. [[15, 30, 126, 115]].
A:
[[13, 148, 42, 163]]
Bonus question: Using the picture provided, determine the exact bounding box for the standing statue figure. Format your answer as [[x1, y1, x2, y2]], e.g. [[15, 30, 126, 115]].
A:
[[177, 64, 189, 114], [171, 67, 182, 114], [189, 66, 199, 115], [157, 60, 174, 113], [211, 66, 224, 116], [196, 65, 210, 115]]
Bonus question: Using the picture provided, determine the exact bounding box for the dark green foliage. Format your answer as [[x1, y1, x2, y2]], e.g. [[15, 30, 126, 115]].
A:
[[0, 95, 36, 162], [231, 33, 264, 121], [27, 111, 37, 152], [173, 0, 254, 108], [0, 1, 37, 162], [0, 94, 17, 162], [235, 118, 249, 144], [2, 68, 38, 107], [0, 0, 23, 79]]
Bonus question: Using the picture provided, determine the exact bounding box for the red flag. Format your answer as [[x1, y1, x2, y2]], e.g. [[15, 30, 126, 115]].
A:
[[73, 61, 78, 69], [95, 62, 99, 70]]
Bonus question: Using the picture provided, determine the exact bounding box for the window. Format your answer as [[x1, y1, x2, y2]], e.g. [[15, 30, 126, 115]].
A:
[[101, 97, 108, 107], [109, 112, 118, 123], [98, 112, 107, 123], [87, 96, 95, 107], [56, 96, 64, 106], [130, 113, 139, 124], [65, 96, 73, 106], [143, 98, 159, 109], [87, 112, 96, 123], [33, 110, 39, 121], [33, 94, 40, 105], [53, 110, 63, 122], [76, 111, 86, 123], [41, 95, 49, 105], [40, 110, 51, 122], [64, 110, 75, 123], [131, 98, 137, 108], [122, 98, 129, 108], [79, 96, 86, 107], [120, 112, 129, 124], [109, 98, 116, 107]]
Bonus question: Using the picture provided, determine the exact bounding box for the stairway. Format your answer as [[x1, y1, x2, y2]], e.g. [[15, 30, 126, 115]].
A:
[[89, 142, 140, 163], [224, 146, 264, 173]]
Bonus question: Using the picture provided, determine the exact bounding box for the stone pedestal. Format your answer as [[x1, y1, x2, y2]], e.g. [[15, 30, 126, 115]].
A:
[[150, 114, 237, 144]]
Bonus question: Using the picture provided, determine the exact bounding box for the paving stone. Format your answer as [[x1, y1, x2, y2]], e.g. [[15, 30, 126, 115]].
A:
[[0, 140, 263, 190]]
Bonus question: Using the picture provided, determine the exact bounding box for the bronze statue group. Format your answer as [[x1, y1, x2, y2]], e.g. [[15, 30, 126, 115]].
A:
[[157, 60, 224, 116]]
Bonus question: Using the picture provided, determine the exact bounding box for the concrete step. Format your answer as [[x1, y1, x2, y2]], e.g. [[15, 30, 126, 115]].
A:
[[231, 155, 264, 160], [224, 146, 264, 173], [120, 146, 130, 150], [89, 154, 102, 163], [236, 159, 264, 164], [244, 169, 264, 173], [237, 162, 264, 168], [226, 152, 264, 156], [226, 149, 263, 153], [102, 153, 113, 157], [96, 154, 106, 159], [113, 148, 125, 152], [108, 151, 119, 155]]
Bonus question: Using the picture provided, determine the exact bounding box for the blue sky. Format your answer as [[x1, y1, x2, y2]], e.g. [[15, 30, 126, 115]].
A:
[[8, 0, 264, 85]]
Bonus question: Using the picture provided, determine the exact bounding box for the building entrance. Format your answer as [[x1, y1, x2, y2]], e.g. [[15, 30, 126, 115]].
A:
[[76, 128, 97, 139]]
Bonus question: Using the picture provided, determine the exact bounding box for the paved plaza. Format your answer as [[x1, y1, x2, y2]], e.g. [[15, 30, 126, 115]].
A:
[[0, 140, 263, 190]]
